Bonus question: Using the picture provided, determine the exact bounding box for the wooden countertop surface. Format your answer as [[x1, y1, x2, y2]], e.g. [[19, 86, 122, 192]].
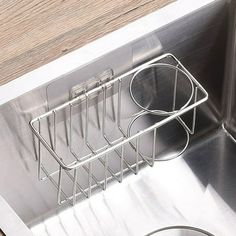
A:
[[0, 0, 173, 85]]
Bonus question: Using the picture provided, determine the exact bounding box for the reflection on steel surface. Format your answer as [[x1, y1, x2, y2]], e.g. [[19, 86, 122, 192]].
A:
[[30, 130, 236, 235]]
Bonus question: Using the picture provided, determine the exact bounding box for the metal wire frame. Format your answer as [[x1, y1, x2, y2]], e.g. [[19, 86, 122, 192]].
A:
[[126, 111, 190, 162], [129, 62, 195, 116], [30, 53, 208, 205]]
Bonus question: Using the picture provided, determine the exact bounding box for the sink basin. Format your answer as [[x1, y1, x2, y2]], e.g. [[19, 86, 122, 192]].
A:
[[0, 0, 235, 236], [147, 226, 214, 236]]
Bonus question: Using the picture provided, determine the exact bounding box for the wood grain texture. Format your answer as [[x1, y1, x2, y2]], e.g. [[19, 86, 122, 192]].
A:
[[0, 0, 173, 85]]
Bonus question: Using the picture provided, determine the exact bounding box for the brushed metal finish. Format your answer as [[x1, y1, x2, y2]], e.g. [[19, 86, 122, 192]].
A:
[[30, 129, 236, 235], [223, 0, 236, 140], [0, 1, 231, 234]]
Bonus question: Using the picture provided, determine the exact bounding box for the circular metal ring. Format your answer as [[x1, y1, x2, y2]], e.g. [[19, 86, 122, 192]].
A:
[[146, 225, 215, 236], [127, 111, 189, 161], [129, 63, 194, 116]]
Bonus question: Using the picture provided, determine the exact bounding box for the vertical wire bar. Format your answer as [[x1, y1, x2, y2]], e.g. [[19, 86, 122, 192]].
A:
[[85, 94, 89, 143], [38, 119, 42, 180], [104, 154, 108, 190], [64, 170, 88, 198], [120, 145, 124, 182], [98, 158, 120, 182], [72, 168, 78, 205], [53, 111, 57, 151], [88, 162, 92, 198], [57, 166, 62, 204], [69, 104, 73, 151], [102, 86, 106, 135], [135, 137, 139, 174], [110, 82, 116, 122], [95, 82, 101, 130], [152, 128, 157, 167], [191, 87, 198, 134], [172, 65, 179, 111], [117, 79, 122, 127], [41, 166, 68, 204]]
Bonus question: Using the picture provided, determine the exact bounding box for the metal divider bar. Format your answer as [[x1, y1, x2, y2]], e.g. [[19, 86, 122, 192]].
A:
[[102, 82, 136, 174], [172, 63, 179, 111], [72, 169, 78, 205], [177, 86, 198, 135], [38, 119, 42, 180], [88, 162, 92, 197], [104, 154, 108, 190], [53, 111, 57, 151]]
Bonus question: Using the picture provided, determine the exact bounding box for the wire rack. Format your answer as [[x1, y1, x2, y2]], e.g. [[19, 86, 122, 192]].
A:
[[30, 53, 208, 205]]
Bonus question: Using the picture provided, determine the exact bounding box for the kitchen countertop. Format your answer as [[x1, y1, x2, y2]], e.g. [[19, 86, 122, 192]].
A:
[[0, 0, 173, 86], [0, 0, 216, 106]]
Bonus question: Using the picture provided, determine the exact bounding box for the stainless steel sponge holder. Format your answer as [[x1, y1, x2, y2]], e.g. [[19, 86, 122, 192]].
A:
[[30, 53, 208, 205]]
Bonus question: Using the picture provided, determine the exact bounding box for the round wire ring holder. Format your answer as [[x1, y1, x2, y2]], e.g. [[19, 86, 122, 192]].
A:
[[127, 111, 189, 161], [129, 63, 194, 116], [146, 225, 215, 236]]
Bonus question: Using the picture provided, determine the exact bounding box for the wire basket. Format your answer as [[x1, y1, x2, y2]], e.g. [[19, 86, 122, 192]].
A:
[[30, 53, 208, 205]]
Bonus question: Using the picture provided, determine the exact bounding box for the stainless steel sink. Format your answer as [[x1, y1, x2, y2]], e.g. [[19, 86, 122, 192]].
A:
[[0, 0, 235, 235]]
